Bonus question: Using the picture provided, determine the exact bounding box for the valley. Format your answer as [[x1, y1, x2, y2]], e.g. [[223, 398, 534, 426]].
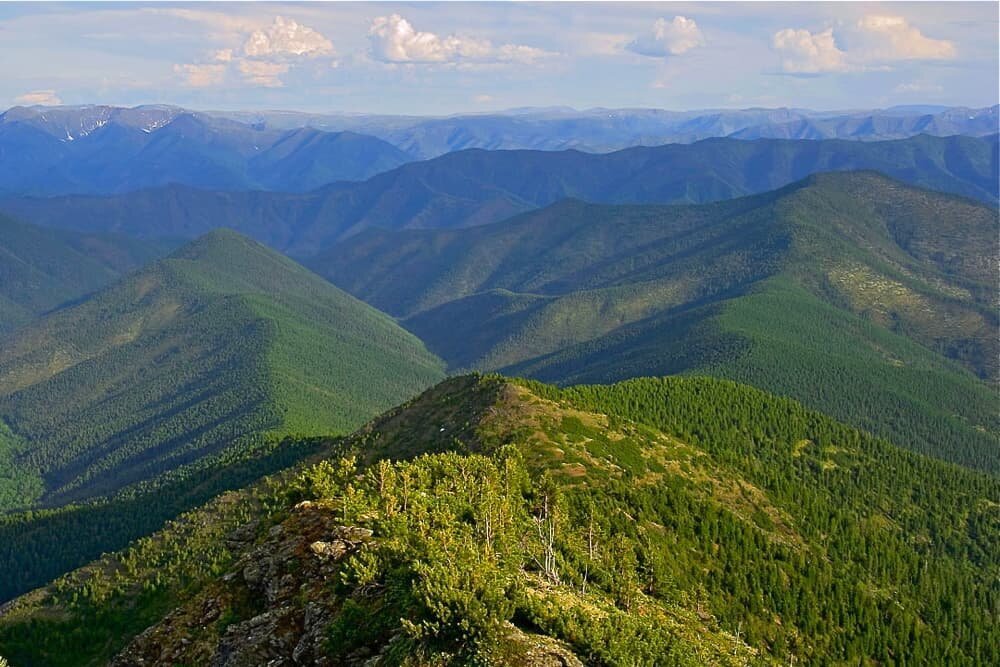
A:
[[0, 13, 997, 661]]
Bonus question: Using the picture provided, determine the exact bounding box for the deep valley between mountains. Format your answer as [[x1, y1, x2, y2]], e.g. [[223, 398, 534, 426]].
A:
[[0, 100, 997, 667]]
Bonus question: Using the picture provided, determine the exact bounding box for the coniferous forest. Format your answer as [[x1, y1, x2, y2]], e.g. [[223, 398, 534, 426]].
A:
[[0, 3, 998, 665]]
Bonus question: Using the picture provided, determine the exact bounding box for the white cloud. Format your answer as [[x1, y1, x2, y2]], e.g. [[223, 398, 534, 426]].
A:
[[473, 94, 494, 104], [243, 16, 333, 58], [173, 63, 226, 88], [14, 90, 62, 105], [170, 16, 331, 90], [772, 28, 850, 73], [495, 43, 552, 64], [368, 14, 552, 65], [855, 15, 955, 61], [773, 15, 956, 75], [238, 60, 289, 87], [627, 16, 705, 57], [893, 81, 944, 94]]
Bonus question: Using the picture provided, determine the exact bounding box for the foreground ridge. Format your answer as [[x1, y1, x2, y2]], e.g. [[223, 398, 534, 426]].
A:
[[1, 374, 996, 665]]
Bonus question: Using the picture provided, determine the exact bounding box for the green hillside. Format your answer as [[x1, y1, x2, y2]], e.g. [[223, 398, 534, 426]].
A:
[[0, 213, 172, 334], [0, 375, 995, 666], [317, 173, 999, 472], [0, 229, 445, 511]]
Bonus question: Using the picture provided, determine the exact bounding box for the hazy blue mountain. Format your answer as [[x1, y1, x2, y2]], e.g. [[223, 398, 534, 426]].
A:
[[214, 104, 1000, 158], [2, 134, 995, 256], [0, 107, 414, 195]]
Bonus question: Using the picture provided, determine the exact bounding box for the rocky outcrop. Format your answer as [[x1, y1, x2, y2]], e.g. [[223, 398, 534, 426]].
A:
[[111, 501, 372, 667]]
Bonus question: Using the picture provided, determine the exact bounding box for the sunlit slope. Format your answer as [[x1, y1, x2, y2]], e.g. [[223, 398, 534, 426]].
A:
[[0, 229, 444, 509], [0, 213, 172, 333], [320, 173, 999, 471], [0, 375, 995, 666]]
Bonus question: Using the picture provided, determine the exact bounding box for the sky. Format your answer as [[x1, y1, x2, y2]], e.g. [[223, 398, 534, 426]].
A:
[[0, 2, 997, 115]]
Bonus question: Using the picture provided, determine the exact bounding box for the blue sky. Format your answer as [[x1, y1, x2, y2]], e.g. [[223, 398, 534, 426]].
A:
[[1, 2, 996, 114]]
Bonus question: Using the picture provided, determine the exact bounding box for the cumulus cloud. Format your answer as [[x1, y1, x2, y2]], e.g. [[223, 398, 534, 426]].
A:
[[238, 59, 289, 87], [772, 28, 850, 73], [243, 15, 333, 58], [368, 14, 552, 65], [855, 15, 955, 61], [14, 90, 62, 105], [627, 16, 704, 57], [173, 63, 226, 87], [171, 15, 332, 90], [773, 15, 955, 75]]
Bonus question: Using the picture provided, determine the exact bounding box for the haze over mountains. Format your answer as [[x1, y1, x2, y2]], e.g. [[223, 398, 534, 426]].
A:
[[0, 106, 413, 195], [2, 133, 995, 256], [1, 103, 996, 197], [215, 103, 1000, 157]]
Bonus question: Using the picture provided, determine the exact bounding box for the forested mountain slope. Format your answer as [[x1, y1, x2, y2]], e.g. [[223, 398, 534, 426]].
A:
[[0, 230, 444, 511], [0, 375, 995, 666], [0, 214, 172, 334], [316, 172, 999, 472], [1, 134, 995, 256]]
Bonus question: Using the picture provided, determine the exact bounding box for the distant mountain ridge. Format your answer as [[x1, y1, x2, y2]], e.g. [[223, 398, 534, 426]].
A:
[[212, 103, 1000, 158], [2, 133, 995, 257], [2, 104, 995, 193], [0, 106, 413, 196]]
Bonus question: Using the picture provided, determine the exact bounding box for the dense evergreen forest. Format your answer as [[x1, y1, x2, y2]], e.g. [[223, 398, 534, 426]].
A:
[[1, 375, 995, 666], [0, 229, 444, 512], [0, 101, 996, 667], [320, 172, 1000, 472]]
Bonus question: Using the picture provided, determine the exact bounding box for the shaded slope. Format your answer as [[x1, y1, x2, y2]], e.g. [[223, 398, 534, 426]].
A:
[[2, 134, 995, 256], [0, 375, 996, 666], [0, 214, 172, 333], [0, 229, 444, 509], [317, 173, 999, 471]]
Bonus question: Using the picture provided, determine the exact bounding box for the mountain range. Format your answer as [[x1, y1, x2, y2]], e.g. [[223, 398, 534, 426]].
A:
[[0, 229, 443, 511], [215, 103, 1000, 157], [0, 99, 997, 667], [3, 104, 996, 197], [0, 106, 413, 196], [2, 133, 995, 256], [316, 172, 999, 473]]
